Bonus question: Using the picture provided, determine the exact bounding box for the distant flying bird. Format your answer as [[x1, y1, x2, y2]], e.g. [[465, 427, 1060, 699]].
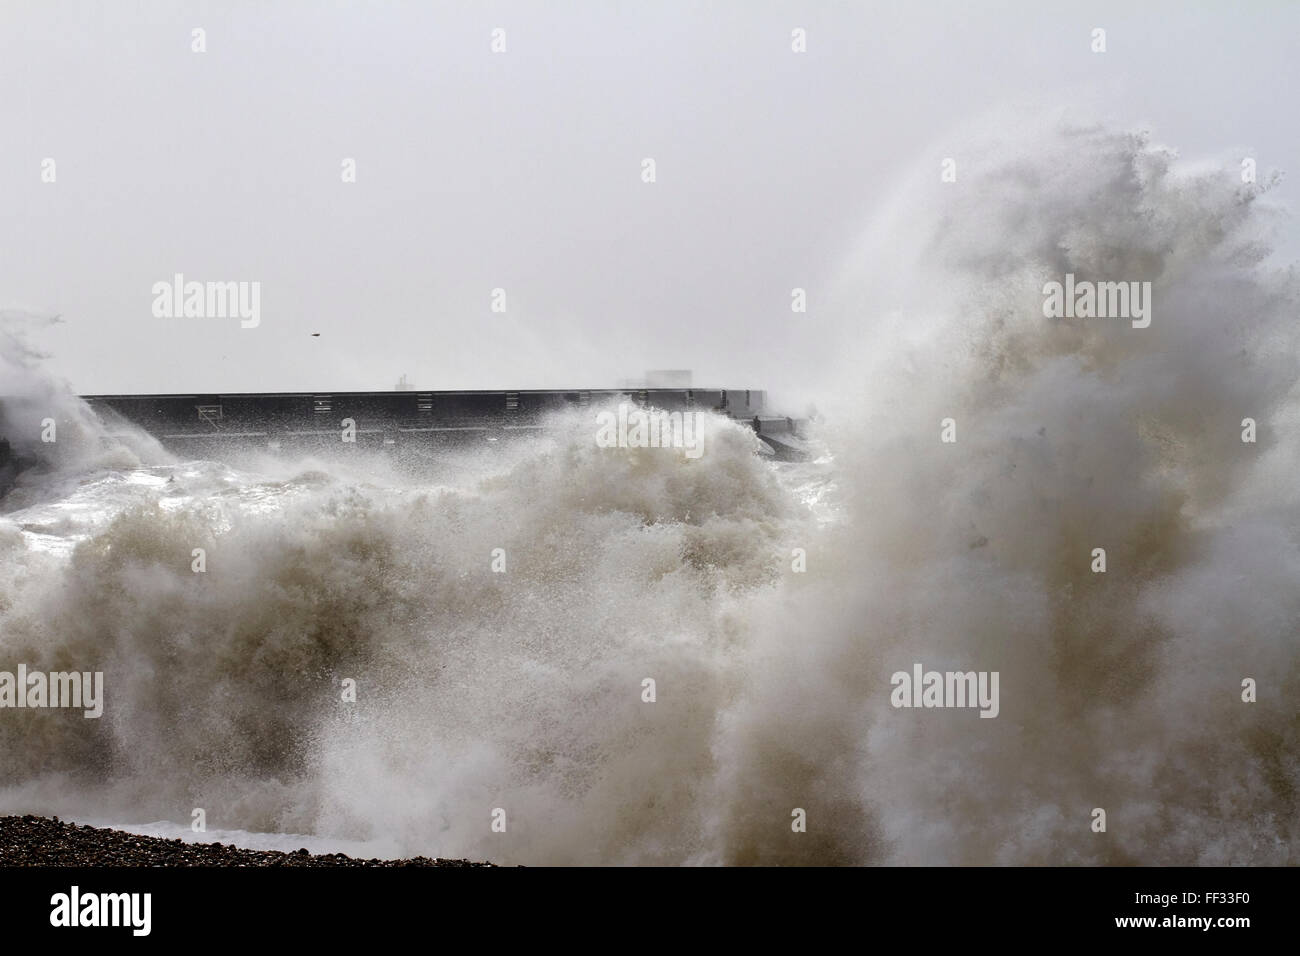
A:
[[311, 333, 320, 337]]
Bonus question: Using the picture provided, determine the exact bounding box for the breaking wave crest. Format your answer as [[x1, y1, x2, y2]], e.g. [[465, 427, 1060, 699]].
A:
[[0, 120, 1296, 865]]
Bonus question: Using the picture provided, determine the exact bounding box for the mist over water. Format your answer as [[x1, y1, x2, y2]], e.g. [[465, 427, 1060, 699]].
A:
[[1, 121, 1296, 865]]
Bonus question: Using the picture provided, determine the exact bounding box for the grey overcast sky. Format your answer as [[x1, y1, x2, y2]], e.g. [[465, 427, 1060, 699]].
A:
[[2, 0, 1297, 400]]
